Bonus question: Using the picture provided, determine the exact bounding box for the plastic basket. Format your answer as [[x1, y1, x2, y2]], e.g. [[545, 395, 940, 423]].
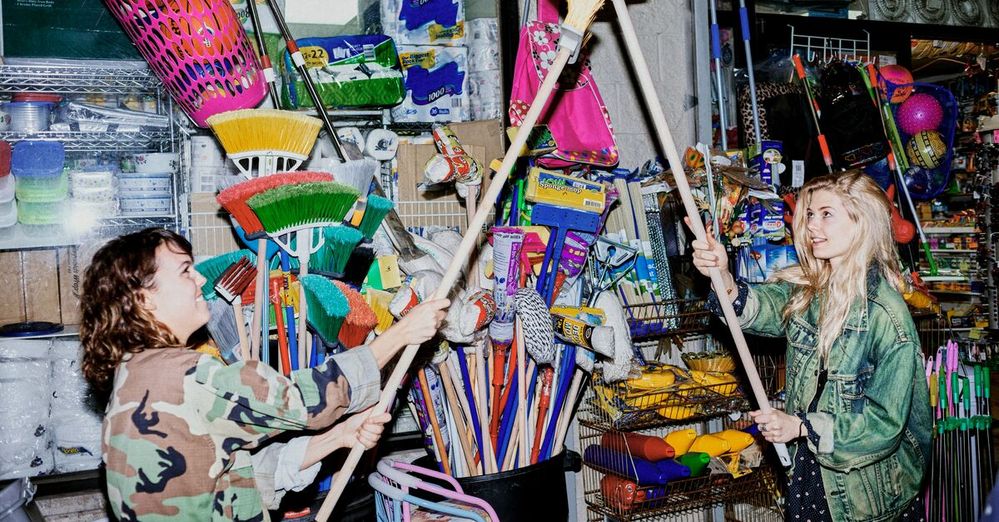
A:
[[882, 79, 958, 201], [102, 0, 267, 127]]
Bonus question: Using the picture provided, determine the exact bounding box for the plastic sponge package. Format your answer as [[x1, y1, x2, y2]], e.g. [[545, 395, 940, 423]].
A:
[[393, 45, 469, 123], [361, 0, 465, 47]]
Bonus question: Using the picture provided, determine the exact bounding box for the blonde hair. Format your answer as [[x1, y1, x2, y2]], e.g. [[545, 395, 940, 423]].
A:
[[774, 171, 904, 360], [80, 228, 189, 390]]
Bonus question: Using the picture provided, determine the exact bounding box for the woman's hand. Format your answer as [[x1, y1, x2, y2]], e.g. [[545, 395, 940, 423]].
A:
[[684, 218, 735, 294], [393, 298, 450, 347], [336, 407, 392, 450], [750, 409, 805, 444]]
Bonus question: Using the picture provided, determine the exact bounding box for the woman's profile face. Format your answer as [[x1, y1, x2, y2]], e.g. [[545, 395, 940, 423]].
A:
[[804, 189, 857, 269], [142, 243, 211, 344]]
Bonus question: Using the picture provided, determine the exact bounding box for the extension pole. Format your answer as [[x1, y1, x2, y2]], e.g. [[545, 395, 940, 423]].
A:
[[738, 0, 762, 146], [708, 0, 727, 149], [609, 0, 790, 467]]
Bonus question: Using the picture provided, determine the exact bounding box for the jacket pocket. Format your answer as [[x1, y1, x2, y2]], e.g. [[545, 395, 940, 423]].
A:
[[849, 454, 903, 519], [833, 366, 872, 414]]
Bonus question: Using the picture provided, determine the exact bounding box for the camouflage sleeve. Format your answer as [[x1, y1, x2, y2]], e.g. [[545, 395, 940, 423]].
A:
[[192, 345, 380, 446], [250, 437, 321, 510]]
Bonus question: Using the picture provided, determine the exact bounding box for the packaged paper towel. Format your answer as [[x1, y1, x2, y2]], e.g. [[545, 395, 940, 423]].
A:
[[361, 0, 465, 47], [469, 70, 502, 121], [393, 45, 469, 123]]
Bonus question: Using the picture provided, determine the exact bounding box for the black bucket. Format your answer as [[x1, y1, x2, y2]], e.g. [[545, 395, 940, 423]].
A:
[[413, 450, 580, 521]]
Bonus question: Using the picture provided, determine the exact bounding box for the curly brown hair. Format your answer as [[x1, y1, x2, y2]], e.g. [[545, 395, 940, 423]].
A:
[[80, 228, 191, 390]]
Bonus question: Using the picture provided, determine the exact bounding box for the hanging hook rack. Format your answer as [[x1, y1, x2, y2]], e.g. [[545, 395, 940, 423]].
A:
[[788, 25, 871, 64]]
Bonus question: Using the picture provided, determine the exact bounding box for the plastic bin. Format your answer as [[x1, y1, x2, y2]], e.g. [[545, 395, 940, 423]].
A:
[[9, 102, 53, 132]]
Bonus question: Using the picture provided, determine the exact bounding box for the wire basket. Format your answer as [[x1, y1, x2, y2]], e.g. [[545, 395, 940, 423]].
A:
[[102, 0, 267, 127], [624, 298, 711, 341], [582, 369, 750, 433]]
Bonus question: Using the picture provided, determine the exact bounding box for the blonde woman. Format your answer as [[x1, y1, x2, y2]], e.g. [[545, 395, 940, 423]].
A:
[[690, 171, 931, 521]]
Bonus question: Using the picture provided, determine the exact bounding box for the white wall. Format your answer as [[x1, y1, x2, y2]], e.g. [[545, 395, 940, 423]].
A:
[[586, 0, 698, 169]]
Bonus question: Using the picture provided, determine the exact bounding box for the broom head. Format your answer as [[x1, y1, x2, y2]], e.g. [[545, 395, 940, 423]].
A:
[[334, 280, 378, 348], [300, 274, 349, 347], [196, 250, 256, 301], [206, 109, 323, 160]]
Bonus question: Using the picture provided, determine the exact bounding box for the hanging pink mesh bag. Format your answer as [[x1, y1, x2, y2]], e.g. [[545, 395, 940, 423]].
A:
[[103, 0, 267, 127]]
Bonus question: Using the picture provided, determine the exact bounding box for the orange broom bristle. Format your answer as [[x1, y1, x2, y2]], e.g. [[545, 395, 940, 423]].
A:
[[333, 280, 378, 348], [217, 171, 335, 237]]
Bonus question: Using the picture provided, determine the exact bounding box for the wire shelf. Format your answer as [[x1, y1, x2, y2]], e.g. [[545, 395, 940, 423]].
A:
[[0, 130, 175, 152], [624, 298, 711, 341], [0, 63, 162, 95], [582, 372, 750, 433], [583, 462, 782, 521]]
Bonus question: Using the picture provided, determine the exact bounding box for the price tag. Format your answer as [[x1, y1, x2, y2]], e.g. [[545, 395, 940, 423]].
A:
[[792, 160, 805, 187], [300, 46, 328, 68]]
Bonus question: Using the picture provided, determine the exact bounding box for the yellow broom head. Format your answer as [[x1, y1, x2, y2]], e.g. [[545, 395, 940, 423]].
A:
[[564, 0, 605, 34], [205, 109, 322, 158], [365, 288, 395, 334]]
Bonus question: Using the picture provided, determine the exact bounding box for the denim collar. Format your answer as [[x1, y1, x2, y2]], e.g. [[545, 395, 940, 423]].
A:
[[843, 265, 880, 331]]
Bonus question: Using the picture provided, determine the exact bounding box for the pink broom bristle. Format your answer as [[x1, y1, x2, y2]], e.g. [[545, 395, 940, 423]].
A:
[[217, 172, 335, 236], [333, 280, 378, 348]]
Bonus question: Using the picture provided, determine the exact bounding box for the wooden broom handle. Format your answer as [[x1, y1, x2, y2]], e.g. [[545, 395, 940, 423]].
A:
[[315, 46, 576, 521], [608, 0, 790, 467]]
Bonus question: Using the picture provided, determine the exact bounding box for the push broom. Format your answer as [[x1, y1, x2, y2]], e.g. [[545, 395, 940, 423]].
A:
[[607, 0, 792, 467], [314, 0, 608, 517]]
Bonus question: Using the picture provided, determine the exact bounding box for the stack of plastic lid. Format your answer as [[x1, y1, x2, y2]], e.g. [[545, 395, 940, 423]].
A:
[[119, 152, 176, 216], [70, 161, 118, 219], [8, 94, 60, 133], [12, 141, 67, 226]]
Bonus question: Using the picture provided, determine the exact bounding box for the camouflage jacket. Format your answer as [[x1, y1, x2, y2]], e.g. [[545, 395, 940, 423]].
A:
[[102, 346, 379, 521]]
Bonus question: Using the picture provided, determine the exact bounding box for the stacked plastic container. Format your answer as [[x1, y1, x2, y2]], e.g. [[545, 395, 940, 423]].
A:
[[11, 141, 67, 229], [0, 339, 54, 479], [49, 340, 102, 473], [8, 93, 60, 133], [119, 152, 176, 216], [0, 141, 13, 239], [70, 163, 118, 220]]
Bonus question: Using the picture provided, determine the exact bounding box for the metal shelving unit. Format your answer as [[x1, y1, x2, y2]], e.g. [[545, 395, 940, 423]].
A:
[[0, 61, 182, 250]]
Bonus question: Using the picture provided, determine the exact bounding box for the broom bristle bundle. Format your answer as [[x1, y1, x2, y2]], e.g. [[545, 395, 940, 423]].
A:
[[246, 182, 360, 235], [329, 158, 380, 195], [312, 226, 364, 276], [215, 257, 257, 303], [300, 274, 349, 347], [365, 289, 395, 334], [206, 109, 323, 158], [196, 250, 257, 300], [357, 195, 393, 240], [334, 280, 378, 348], [217, 172, 336, 237], [563, 0, 605, 32]]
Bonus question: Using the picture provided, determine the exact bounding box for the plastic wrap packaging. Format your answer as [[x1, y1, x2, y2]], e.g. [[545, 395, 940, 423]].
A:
[[466, 18, 500, 72], [393, 45, 470, 123], [49, 340, 102, 472], [360, 0, 465, 47], [469, 70, 502, 121], [0, 339, 53, 479]]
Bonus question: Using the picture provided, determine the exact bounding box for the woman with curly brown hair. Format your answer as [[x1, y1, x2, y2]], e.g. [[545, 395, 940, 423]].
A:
[[81, 228, 449, 521]]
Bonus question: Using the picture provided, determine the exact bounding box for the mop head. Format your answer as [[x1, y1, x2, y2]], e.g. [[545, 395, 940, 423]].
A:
[[594, 290, 636, 383], [441, 288, 496, 343], [514, 287, 555, 364], [389, 269, 444, 319]]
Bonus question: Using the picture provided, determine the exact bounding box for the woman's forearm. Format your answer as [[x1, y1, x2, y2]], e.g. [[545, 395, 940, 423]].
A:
[[301, 429, 344, 470], [367, 328, 406, 368]]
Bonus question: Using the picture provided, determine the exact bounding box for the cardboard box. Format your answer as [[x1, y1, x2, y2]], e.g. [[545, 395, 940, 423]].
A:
[[0, 247, 81, 326], [393, 119, 504, 232]]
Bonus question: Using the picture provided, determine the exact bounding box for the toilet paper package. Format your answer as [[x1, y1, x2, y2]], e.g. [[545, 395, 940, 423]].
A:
[[361, 0, 465, 47], [393, 45, 470, 123], [469, 70, 502, 121]]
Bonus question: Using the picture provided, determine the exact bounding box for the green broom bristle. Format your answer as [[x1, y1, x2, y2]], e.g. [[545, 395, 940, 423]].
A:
[[357, 195, 393, 240], [195, 250, 257, 300], [312, 226, 364, 276], [300, 274, 349, 346], [246, 182, 360, 235]]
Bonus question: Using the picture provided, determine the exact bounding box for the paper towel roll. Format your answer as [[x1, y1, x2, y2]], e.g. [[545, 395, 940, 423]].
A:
[[467, 18, 500, 72], [393, 45, 470, 123]]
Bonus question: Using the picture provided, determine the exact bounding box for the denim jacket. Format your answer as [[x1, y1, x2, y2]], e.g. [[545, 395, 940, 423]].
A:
[[719, 267, 931, 521]]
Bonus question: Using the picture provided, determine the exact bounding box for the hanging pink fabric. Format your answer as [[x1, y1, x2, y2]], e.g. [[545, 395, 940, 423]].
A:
[[508, 0, 619, 168]]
